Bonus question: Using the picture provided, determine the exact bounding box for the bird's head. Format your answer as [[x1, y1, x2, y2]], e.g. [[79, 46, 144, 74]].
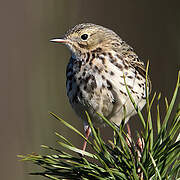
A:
[[50, 23, 121, 58]]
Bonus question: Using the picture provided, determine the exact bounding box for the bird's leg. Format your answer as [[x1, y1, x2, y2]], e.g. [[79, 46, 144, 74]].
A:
[[127, 123, 131, 137], [126, 123, 144, 178], [136, 137, 144, 179], [82, 126, 91, 151], [126, 123, 143, 178], [126, 123, 132, 148]]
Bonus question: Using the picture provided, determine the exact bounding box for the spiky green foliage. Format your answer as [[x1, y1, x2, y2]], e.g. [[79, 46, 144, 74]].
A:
[[19, 71, 180, 180]]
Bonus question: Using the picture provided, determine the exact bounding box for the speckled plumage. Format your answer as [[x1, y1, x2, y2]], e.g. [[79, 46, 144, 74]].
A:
[[51, 23, 151, 147]]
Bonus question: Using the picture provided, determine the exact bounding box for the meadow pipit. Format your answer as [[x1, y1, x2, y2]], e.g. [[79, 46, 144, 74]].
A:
[[51, 23, 151, 151]]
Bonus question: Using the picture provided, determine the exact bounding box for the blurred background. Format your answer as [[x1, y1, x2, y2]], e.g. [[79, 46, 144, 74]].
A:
[[1, 0, 179, 179]]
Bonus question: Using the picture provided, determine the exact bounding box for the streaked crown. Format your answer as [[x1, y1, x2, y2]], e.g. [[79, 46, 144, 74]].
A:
[[51, 23, 123, 57]]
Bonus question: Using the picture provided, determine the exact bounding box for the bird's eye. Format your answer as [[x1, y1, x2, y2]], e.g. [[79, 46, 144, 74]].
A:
[[81, 34, 88, 40]]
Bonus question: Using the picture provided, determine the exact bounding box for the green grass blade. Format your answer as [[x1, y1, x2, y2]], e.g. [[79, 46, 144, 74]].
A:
[[145, 61, 153, 151], [49, 112, 92, 146], [44, 174, 60, 180], [149, 152, 162, 180], [55, 132, 74, 147], [165, 97, 169, 112], [162, 71, 180, 129], [97, 113, 131, 158], [123, 74, 146, 128], [169, 102, 180, 139], [150, 92, 156, 109], [138, 161, 148, 180], [57, 141, 97, 158], [169, 116, 180, 140], [157, 93, 161, 134], [85, 111, 101, 148], [97, 113, 119, 135]]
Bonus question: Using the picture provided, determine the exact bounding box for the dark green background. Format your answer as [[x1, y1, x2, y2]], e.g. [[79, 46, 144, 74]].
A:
[[1, 0, 179, 179]]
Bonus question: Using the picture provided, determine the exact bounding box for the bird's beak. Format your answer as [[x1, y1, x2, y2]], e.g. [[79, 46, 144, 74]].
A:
[[50, 38, 70, 44]]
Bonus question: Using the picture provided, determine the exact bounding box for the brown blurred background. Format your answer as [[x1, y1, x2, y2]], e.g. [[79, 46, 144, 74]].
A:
[[1, 0, 179, 179]]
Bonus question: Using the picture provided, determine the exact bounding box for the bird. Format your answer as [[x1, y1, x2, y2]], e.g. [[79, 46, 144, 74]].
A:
[[50, 23, 151, 151]]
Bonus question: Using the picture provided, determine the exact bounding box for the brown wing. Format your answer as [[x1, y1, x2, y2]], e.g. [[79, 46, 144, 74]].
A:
[[130, 61, 152, 94], [114, 40, 152, 93]]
